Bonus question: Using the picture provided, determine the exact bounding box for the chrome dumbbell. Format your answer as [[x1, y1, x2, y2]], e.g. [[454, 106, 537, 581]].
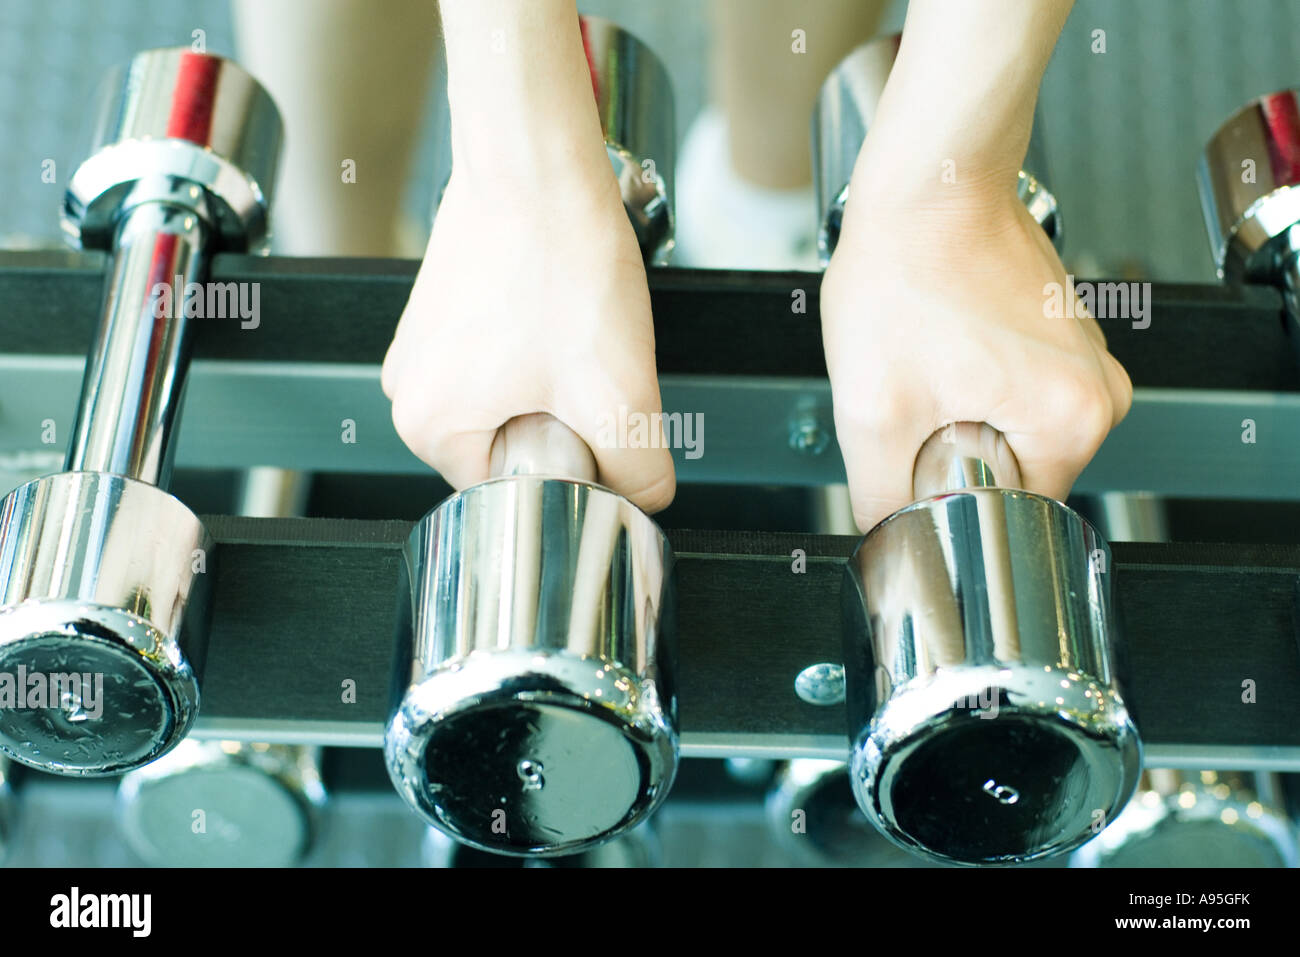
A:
[[1199, 89, 1300, 315], [842, 424, 1142, 865], [115, 466, 322, 867], [386, 18, 678, 858], [0, 49, 281, 775], [584, 16, 675, 264], [387, 415, 677, 857], [1071, 770, 1298, 868], [813, 32, 1061, 265], [816, 32, 1138, 866], [116, 741, 326, 867], [765, 760, 927, 868]]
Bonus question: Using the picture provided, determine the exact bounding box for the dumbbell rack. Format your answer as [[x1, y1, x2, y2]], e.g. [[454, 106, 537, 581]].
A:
[[2, 250, 1299, 769], [5, 251, 1300, 494]]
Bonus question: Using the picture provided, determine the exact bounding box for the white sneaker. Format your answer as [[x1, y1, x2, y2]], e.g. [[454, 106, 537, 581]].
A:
[[672, 107, 821, 271]]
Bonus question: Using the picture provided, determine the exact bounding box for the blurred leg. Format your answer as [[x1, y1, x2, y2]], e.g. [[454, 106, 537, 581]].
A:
[[676, 0, 888, 268], [232, 0, 440, 256], [714, 0, 888, 189]]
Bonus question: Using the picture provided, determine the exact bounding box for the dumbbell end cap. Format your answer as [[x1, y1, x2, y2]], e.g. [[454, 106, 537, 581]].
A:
[[386, 649, 677, 858], [1198, 89, 1300, 280], [851, 668, 1142, 866], [1070, 787, 1300, 868], [117, 741, 325, 866], [767, 759, 926, 867], [0, 472, 208, 775], [0, 603, 200, 776], [62, 48, 282, 252]]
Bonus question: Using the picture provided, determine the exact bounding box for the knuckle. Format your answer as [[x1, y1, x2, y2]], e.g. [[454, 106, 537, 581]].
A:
[[1111, 359, 1135, 419], [1043, 364, 1112, 443], [834, 376, 910, 436], [633, 468, 677, 515], [389, 389, 432, 449], [380, 355, 399, 399]]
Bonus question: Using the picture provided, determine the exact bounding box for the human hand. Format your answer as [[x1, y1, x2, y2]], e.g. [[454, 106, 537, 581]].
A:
[[821, 184, 1132, 532], [381, 168, 675, 512]]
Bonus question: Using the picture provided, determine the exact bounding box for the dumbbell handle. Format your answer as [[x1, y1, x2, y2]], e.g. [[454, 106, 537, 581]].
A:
[[912, 422, 1023, 499], [65, 184, 212, 487], [489, 413, 598, 483]]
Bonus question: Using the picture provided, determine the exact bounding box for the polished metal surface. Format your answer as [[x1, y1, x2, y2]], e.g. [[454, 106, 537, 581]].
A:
[[581, 16, 676, 264], [62, 48, 282, 484], [169, 514, 1300, 768], [116, 740, 325, 867], [813, 33, 1060, 263], [487, 412, 598, 481], [793, 662, 845, 706], [1071, 770, 1299, 868], [234, 467, 310, 519], [63, 48, 281, 253], [911, 422, 1023, 500], [1095, 491, 1171, 543], [64, 190, 208, 486], [0, 472, 210, 775], [387, 416, 677, 857], [766, 760, 928, 867], [1198, 89, 1300, 281], [390, 20, 678, 853], [0, 50, 281, 775], [843, 424, 1142, 865]]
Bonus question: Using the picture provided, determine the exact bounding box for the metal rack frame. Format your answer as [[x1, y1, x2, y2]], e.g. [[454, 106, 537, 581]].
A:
[[2, 252, 1299, 769], [3, 250, 1300, 496]]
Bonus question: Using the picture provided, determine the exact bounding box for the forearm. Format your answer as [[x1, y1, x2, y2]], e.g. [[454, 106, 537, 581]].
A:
[[439, 0, 613, 199], [852, 0, 1073, 203]]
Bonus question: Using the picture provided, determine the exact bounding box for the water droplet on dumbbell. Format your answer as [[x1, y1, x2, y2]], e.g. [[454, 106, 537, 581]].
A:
[[516, 759, 545, 791]]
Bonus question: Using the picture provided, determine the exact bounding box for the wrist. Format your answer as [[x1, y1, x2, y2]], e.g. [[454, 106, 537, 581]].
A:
[[844, 0, 1068, 213], [846, 69, 1035, 215], [440, 0, 612, 196], [448, 116, 616, 209], [439, 149, 632, 264], [842, 139, 1023, 239], [831, 160, 1031, 277]]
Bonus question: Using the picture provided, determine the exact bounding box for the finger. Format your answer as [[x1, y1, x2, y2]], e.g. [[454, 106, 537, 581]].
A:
[[383, 241, 452, 398], [380, 334, 406, 399], [1074, 306, 1108, 353], [388, 364, 501, 490], [417, 425, 498, 491], [1097, 345, 1133, 428], [383, 299, 437, 400], [559, 371, 677, 514], [997, 358, 1115, 503], [835, 393, 938, 533]]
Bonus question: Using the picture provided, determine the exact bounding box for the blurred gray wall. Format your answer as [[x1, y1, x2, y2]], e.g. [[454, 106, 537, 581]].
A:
[[1, 0, 1297, 280]]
